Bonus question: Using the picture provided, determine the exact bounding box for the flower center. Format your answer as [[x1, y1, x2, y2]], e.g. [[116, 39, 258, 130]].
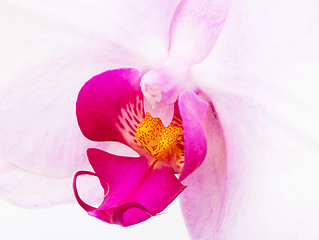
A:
[[135, 112, 184, 173]]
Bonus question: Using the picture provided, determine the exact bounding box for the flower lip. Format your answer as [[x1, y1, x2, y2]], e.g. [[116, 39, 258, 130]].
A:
[[73, 148, 186, 226]]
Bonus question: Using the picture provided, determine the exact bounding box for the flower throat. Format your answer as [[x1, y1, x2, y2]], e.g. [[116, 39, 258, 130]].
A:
[[135, 112, 184, 173]]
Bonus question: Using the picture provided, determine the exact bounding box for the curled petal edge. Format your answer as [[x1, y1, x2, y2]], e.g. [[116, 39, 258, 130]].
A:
[[178, 90, 208, 181], [73, 171, 104, 213], [73, 170, 155, 226]]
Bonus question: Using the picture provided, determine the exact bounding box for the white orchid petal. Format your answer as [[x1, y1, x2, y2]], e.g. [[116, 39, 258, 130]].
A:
[[0, 159, 103, 207], [182, 0, 319, 239], [0, 0, 180, 178]]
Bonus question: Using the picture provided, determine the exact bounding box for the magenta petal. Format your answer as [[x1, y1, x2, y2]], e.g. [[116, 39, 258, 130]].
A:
[[76, 68, 144, 144], [87, 148, 149, 207], [178, 90, 208, 181], [77, 148, 185, 226], [111, 202, 153, 226], [120, 167, 186, 226]]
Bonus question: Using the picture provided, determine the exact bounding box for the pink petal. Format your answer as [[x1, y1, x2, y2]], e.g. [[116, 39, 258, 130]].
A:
[[184, 0, 319, 239], [1, 0, 181, 71], [169, 0, 230, 64], [76, 69, 143, 145], [73, 148, 185, 226], [178, 90, 209, 181], [0, 0, 180, 205], [87, 149, 149, 208], [0, 70, 108, 177], [179, 92, 226, 239]]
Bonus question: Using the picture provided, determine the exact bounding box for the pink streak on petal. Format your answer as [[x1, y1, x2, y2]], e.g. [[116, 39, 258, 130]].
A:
[[82, 148, 185, 226], [169, 0, 230, 64], [180, 92, 226, 240], [76, 68, 143, 143], [178, 90, 208, 181]]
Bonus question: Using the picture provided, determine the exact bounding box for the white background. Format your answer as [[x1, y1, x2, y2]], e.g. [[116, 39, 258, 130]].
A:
[[0, 198, 191, 240]]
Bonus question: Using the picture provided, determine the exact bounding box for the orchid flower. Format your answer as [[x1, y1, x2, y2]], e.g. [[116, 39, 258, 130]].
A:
[[71, 0, 228, 227], [72, 68, 213, 226], [1, 0, 319, 239]]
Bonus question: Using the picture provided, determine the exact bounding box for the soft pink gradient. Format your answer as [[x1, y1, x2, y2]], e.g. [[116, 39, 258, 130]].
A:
[[178, 90, 209, 181], [180, 91, 227, 239], [183, 0, 319, 239], [169, 0, 230, 63]]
